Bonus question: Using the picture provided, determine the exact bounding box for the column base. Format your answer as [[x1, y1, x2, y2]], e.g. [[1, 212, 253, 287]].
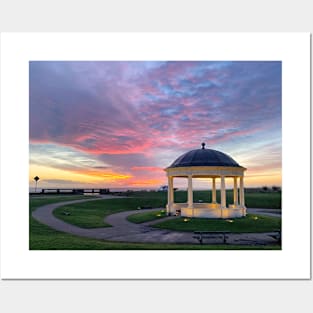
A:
[[240, 205, 247, 216], [166, 203, 176, 216], [220, 206, 226, 218], [181, 205, 246, 218]]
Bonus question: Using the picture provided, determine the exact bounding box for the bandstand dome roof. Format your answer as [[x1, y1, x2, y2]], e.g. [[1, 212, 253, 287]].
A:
[[168, 143, 242, 168]]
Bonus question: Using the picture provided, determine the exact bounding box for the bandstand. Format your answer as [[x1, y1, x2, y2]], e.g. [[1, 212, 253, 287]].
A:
[[165, 143, 247, 218]]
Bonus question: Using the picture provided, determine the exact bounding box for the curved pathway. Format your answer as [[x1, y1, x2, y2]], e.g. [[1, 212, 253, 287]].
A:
[[247, 208, 281, 217], [32, 196, 281, 245]]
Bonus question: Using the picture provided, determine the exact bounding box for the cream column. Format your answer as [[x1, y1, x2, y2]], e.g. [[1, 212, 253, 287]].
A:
[[233, 177, 238, 205], [220, 176, 226, 208], [239, 176, 245, 207], [187, 175, 194, 216], [212, 177, 216, 203], [167, 176, 174, 215]]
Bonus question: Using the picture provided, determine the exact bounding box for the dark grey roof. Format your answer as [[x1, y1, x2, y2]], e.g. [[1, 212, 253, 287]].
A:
[[168, 144, 241, 168]]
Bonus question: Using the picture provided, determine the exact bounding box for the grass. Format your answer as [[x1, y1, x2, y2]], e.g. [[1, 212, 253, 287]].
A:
[[30, 192, 282, 250], [30, 198, 281, 249], [127, 209, 167, 224], [245, 192, 281, 210], [53, 197, 165, 228], [29, 195, 89, 212], [30, 216, 281, 250], [152, 214, 281, 233], [49, 191, 281, 229], [122, 190, 281, 210]]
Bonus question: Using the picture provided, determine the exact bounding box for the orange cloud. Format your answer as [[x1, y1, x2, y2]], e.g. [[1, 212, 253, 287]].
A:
[[131, 166, 163, 172], [71, 169, 132, 181], [126, 178, 164, 187]]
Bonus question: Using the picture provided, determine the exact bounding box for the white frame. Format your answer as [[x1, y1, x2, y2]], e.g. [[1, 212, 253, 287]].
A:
[[0, 33, 310, 279]]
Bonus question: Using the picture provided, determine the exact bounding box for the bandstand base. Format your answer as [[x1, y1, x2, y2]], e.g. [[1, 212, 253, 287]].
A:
[[167, 203, 246, 219]]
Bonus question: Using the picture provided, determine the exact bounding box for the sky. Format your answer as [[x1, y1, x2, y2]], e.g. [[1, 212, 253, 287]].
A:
[[29, 61, 282, 190]]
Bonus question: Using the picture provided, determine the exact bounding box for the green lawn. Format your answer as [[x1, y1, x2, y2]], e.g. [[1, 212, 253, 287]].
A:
[[245, 192, 281, 210], [47, 191, 281, 229], [30, 197, 280, 249], [30, 217, 281, 250], [127, 209, 167, 224], [122, 190, 281, 210], [53, 197, 165, 228], [152, 214, 281, 233], [29, 195, 89, 212], [30, 192, 281, 250]]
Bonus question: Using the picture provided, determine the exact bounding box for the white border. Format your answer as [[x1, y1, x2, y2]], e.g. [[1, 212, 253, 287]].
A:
[[0, 33, 310, 279]]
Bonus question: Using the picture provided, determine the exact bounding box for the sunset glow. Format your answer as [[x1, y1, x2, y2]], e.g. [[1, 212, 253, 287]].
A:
[[29, 61, 281, 190]]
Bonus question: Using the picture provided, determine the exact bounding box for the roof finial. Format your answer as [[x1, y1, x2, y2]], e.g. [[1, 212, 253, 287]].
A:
[[201, 142, 206, 149]]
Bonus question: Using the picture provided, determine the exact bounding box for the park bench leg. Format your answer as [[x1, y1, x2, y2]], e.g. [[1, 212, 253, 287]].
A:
[[223, 234, 227, 244]]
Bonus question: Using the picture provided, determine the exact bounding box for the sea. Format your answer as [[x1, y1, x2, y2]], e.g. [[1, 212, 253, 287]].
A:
[[29, 187, 158, 193]]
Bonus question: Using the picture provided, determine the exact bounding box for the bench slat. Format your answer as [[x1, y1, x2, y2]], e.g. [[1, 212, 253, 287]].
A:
[[193, 232, 228, 244]]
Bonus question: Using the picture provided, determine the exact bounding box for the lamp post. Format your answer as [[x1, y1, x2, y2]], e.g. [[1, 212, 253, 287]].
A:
[[34, 176, 40, 192]]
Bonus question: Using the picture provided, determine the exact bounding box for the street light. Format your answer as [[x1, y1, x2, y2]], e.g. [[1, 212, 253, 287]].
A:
[[34, 176, 40, 192]]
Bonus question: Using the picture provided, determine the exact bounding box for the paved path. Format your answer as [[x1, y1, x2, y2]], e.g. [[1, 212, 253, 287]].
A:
[[32, 196, 281, 245], [247, 208, 281, 217]]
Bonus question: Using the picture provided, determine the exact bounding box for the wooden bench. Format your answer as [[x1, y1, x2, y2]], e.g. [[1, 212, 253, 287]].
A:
[[193, 231, 230, 244]]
